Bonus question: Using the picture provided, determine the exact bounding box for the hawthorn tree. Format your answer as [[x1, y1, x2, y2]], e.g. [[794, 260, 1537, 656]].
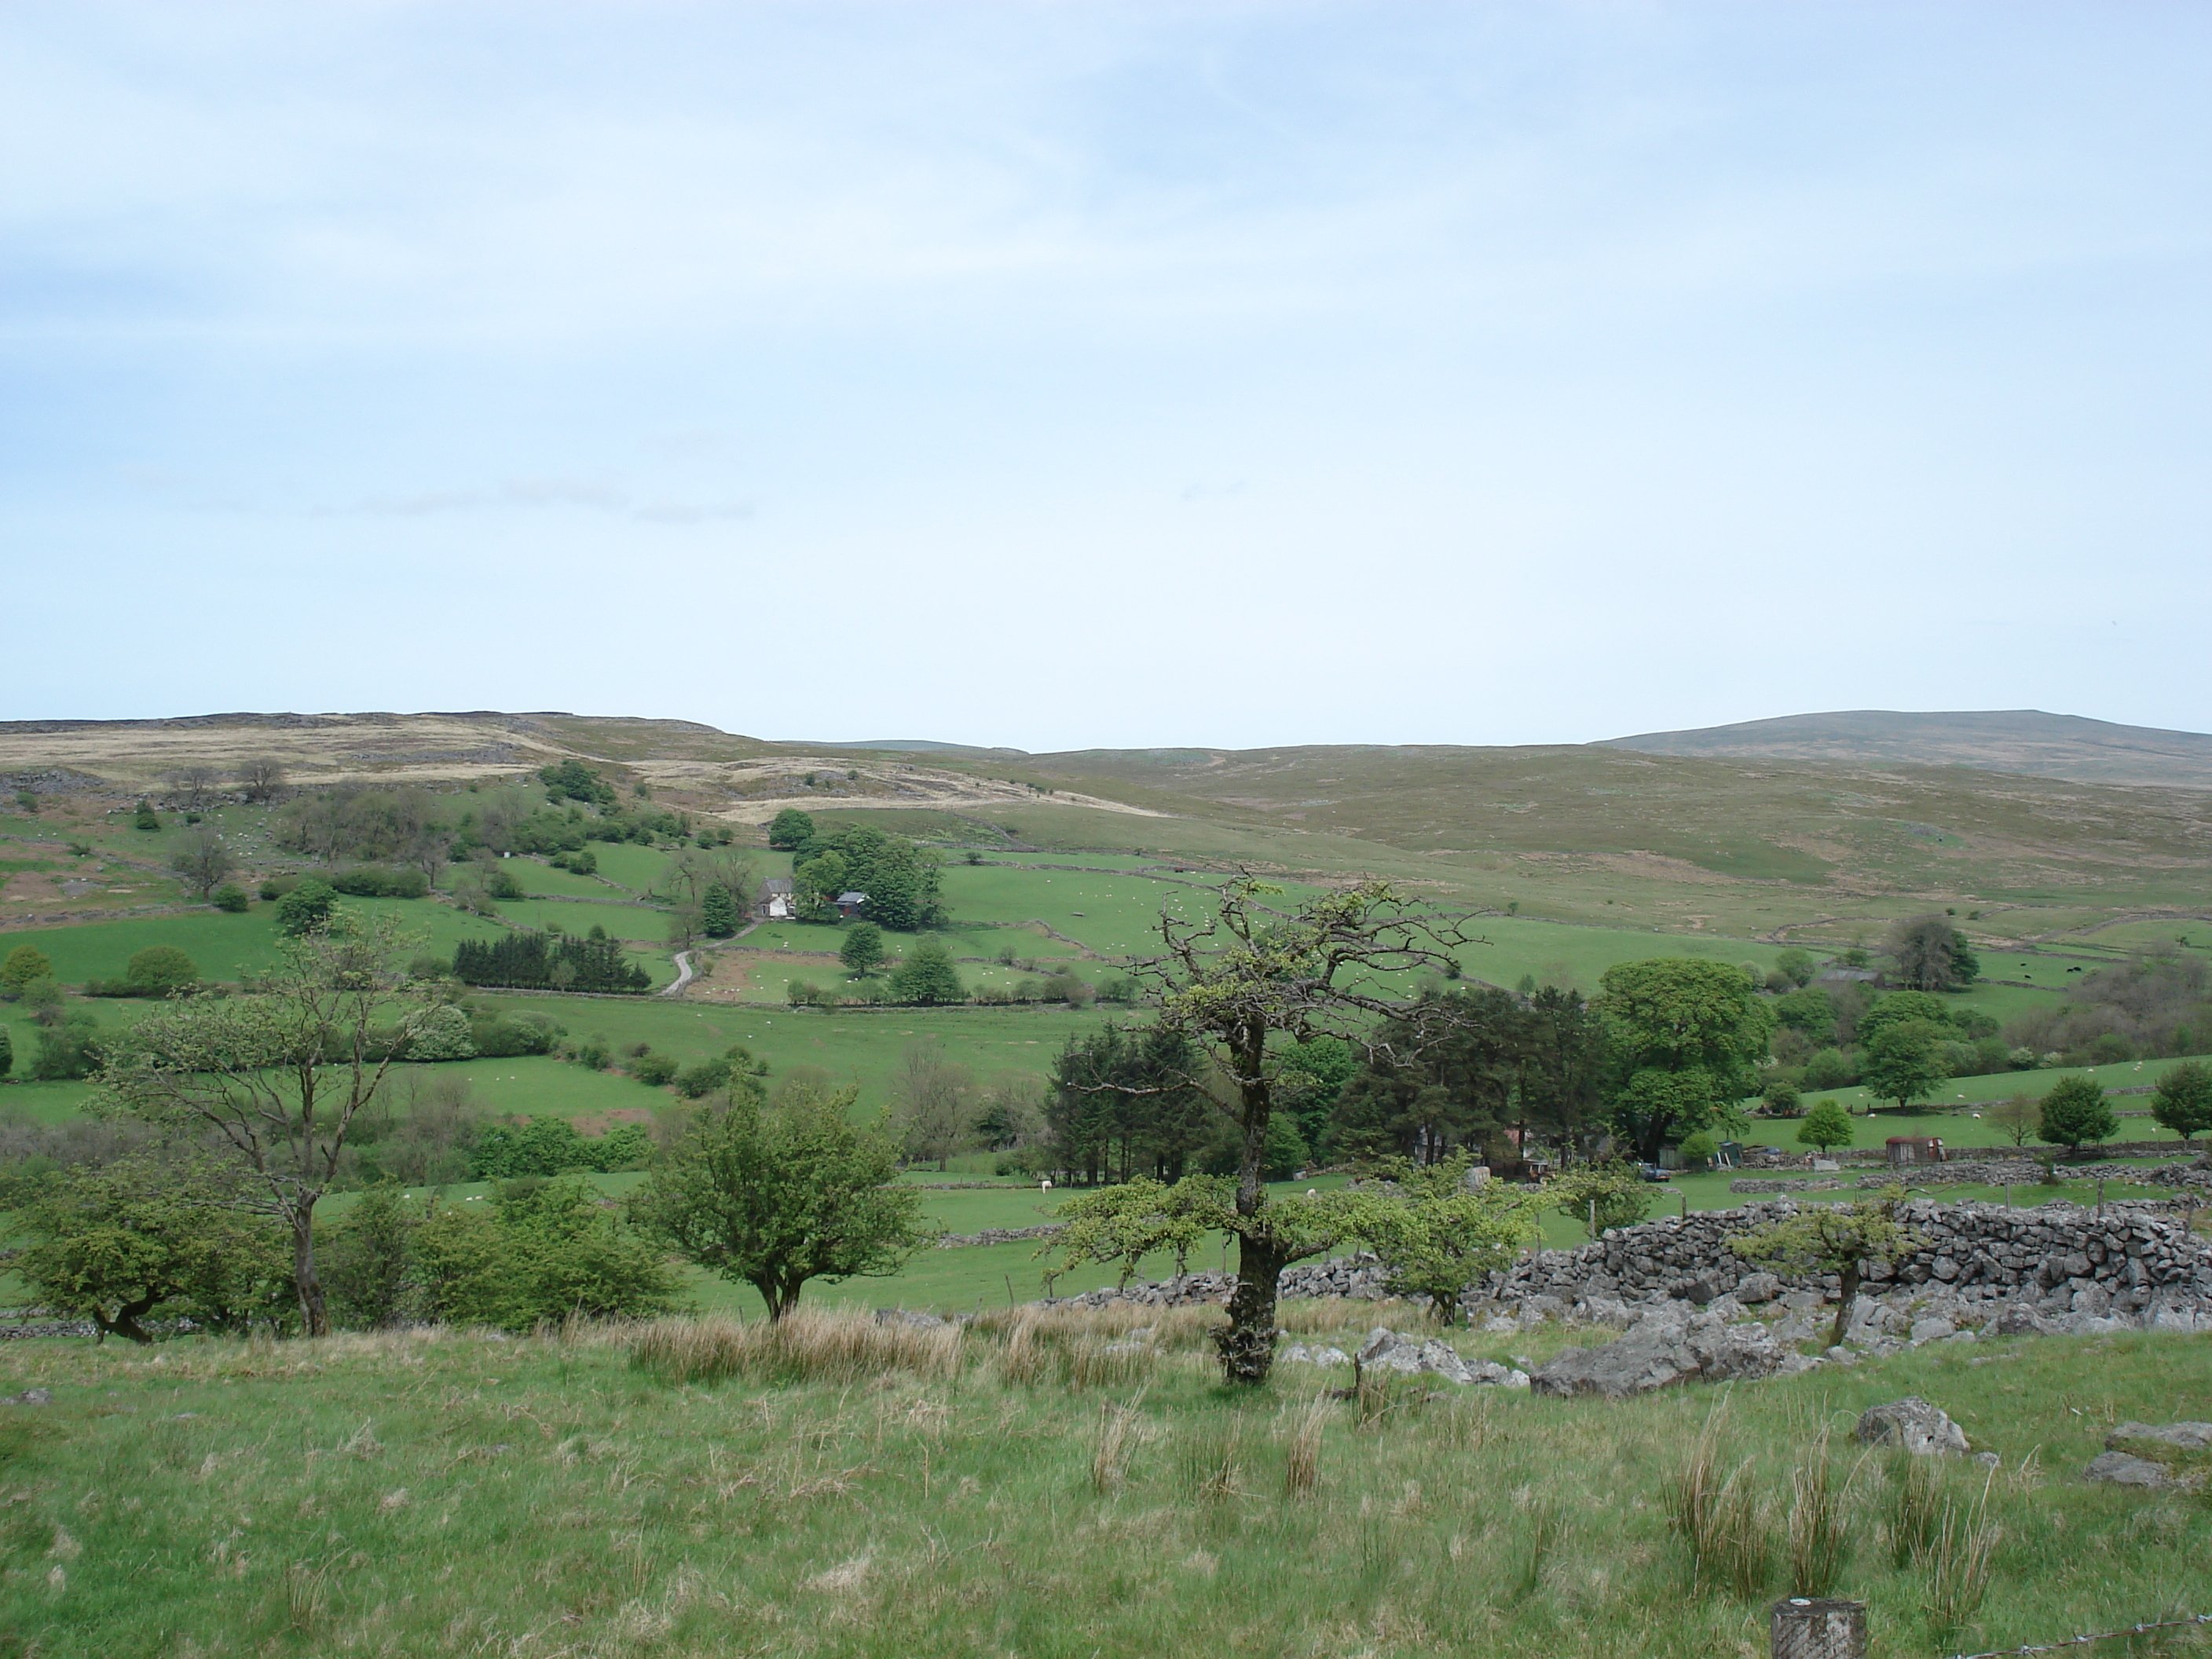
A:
[[839, 921, 887, 978], [1053, 876, 1477, 1383], [2150, 1061, 2212, 1147], [628, 1081, 934, 1320], [2038, 1075, 2118, 1156], [1796, 1099, 1854, 1155], [168, 829, 237, 899], [93, 912, 434, 1336], [1734, 1196, 1922, 1350]]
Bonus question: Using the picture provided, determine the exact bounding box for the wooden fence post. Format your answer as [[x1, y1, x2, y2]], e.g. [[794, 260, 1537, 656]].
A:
[[1770, 1597, 1866, 1659]]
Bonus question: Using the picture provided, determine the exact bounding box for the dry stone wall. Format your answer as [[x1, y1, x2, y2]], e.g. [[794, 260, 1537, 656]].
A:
[[1483, 1199, 2212, 1324], [1042, 1199, 2212, 1331]]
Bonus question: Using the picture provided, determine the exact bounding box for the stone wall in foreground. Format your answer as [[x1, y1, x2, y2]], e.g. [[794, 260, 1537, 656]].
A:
[[1482, 1198, 2212, 1320], [1039, 1199, 2212, 1325]]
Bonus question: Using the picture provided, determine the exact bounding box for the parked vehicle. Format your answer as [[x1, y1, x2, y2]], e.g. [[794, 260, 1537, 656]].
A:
[[1635, 1163, 1672, 1183]]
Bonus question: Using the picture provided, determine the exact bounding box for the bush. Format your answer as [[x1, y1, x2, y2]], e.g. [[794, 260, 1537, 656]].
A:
[[1803, 1047, 1856, 1090], [549, 848, 598, 876], [467, 1119, 651, 1180], [632, 1053, 679, 1087], [676, 1059, 732, 1098], [127, 945, 200, 997], [402, 1005, 478, 1061], [257, 875, 298, 901], [0, 1025, 11, 1079], [413, 1177, 684, 1331], [569, 1038, 610, 1070], [211, 884, 250, 913], [470, 1013, 558, 1057], [31, 1016, 101, 1081], [273, 878, 339, 936], [1760, 1079, 1803, 1117], [329, 866, 429, 899]]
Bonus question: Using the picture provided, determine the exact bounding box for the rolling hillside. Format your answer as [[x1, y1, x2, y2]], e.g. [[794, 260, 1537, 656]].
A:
[[1602, 709, 2212, 789]]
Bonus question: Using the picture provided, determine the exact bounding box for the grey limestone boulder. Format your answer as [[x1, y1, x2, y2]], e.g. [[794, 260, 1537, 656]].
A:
[[1277, 1342, 1350, 1368], [1529, 1308, 1785, 1400], [2105, 1421, 2212, 1454], [2084, 1452, 2177, 1489], [1855, 1397, 1969, 1456], [1734, 1273, 1782, 1305]]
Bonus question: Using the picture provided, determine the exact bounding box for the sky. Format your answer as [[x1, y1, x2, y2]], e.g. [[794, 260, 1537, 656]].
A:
[[5, 1, 2208, 753]]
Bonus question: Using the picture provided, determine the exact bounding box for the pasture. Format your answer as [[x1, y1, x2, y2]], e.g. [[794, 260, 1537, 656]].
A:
[[0, 1301, 2203, 1656]]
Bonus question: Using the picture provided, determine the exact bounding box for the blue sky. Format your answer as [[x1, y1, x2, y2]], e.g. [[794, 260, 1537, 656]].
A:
[[5, 2, 2207, 750]]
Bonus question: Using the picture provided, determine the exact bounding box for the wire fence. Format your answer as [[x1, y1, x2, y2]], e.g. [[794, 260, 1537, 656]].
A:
[[1947, 1612, 2212, 1659]]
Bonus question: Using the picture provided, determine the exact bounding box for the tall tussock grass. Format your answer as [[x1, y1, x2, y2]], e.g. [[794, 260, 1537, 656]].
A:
[[629, 1311, 962, 1386]]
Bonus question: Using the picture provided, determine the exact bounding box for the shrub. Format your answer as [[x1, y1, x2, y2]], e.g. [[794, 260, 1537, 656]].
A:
[[257, 875, 298, 901], [211, 883, 250, 913], [413, 1177, 684, 1331], [401, 1005, 478, 1061], [469, 1013, 558, 1057], [1, 943, 53, 998], [632, 1053, 679, 1087], [0, 1026, 11, 1078], [1760, 1079, 1803, 1117], [126, 945, 200, 997], [675, 1059, 732, 1098], [273, 878, 339, 936], [133, 800, 159, 831], [30, 1016, 101, 1081], [329, 866, 429, 899], [1802, 1047, 1855, 1090]]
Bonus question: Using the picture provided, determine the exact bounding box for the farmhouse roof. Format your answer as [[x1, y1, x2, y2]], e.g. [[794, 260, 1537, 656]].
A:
[[837, 891, 869, 905], [760, 877, 793, 895]]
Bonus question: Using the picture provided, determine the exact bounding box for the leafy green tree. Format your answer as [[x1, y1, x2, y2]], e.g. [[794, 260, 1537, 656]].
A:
[[537, 760, 617, 808], [1551, 1161, 1652, 1238], [1855, 991, 1953, 1046], [1859, 1020, 1947, 1109], [1886, 915, 1979, 992], [319, 1183, 421, 1328], [124, 946, 200, 997], [5, 1159, 291, 1342], [2038, 1075, 2119, 1155], [1796, 1100, 1854, 1154], [767, 808, 816, 850], [1342, 1155, 1549, 1324], [273, 877, 339, 936], [211, 884, 250, 913], [1599, 958, 1774, 1160], [1771, 987, 1837, 1045], [31, 1016, 102, 1081], [167, 829, 236, 899], [839, 921, 887, 978], [888, 937, 964, 1005], [628, 1082, 934, 1320], [1, 942, 53, 998], [1677, 1130, 1719, 1168], [1733, 1197, 1924, 1350], [2150, 1061, 2212, 1146], [699, 882, 739, 938], [1774, 947, 1817, 988], [1060, 876, 1472, 1383], [1760, 1078, 1803, 1117], [133, 799, 160, 831], [416, 1177, 684, 1330], [93, 914, 436, 1336]]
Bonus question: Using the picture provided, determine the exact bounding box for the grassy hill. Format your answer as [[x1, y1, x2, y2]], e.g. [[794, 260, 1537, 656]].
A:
[[1603, 708, 2212, 789], [0, 1309, 2201, 1657]]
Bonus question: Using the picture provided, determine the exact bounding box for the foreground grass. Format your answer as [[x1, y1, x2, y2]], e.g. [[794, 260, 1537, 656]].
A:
[[0, 1309, 2204, 1657]]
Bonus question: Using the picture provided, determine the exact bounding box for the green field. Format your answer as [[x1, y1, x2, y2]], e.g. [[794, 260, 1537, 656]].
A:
[[1794, 1053, 2207, 1130], [0, 1298, 2203, 1655]]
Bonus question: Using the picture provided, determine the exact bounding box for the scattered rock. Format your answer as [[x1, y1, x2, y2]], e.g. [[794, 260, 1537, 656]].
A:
[[1529, 1308, 1785, 1400], [2, 1389, 50, 1407], [2104, 1422, 2212, 1454], [1351, 1329, 1522, 1386], [1855, 1397, 1969, 1456], [2084, 1451, 2174, 1489], [873, 1309, 950, 1329], [1908, 1317, 1957, 1345], [1277, 1343, 1350, 1368], [1734, 1273, 1782, 1305]]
